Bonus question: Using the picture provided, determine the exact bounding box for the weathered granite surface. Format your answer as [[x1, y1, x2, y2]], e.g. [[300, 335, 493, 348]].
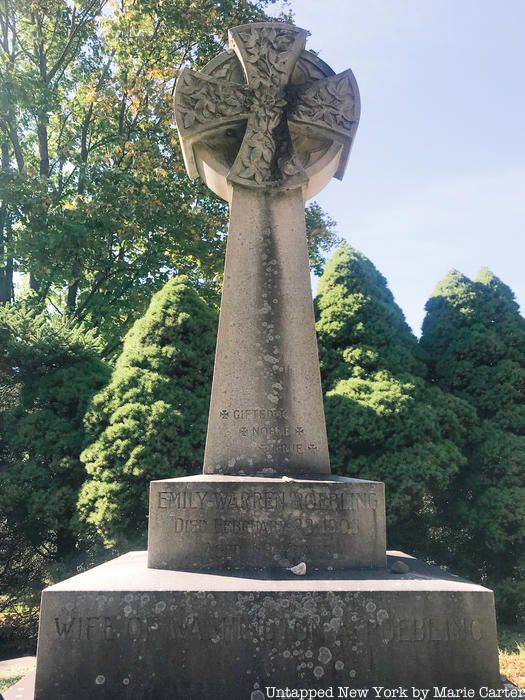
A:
[[148, 475, 386, 570], [203, 187, 331, 475], [33, 552, 501, 699], [174, 22, 360, 476]]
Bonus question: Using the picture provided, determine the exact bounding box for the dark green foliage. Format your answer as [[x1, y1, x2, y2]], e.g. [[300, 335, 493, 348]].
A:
[[421, 269, 525, 622], [316, 242, 423, 388], [78, 277, 217, 549], [422, 268, 525, 432], [316, 243, 477, 554], [0, 305, 109, 610], [0, 607, 39, 658]]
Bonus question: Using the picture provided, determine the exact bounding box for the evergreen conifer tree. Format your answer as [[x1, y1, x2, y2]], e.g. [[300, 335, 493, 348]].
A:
[[422, 268, 525, 431], [78, 277, 217, 549], [315, 243, 476, 554], [0, 307, 109, 605], [421, 269, 525, 622]]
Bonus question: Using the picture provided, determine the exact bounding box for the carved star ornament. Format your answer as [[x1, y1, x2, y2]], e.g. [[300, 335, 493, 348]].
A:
[[174, 22, 360, 202]]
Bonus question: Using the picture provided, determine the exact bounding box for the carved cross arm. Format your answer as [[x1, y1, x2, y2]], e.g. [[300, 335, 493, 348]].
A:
[[175, 68, 250, 179]]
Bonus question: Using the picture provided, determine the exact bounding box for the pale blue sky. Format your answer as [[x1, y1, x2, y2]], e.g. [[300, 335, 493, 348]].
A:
[[285, 0, 525, 333]]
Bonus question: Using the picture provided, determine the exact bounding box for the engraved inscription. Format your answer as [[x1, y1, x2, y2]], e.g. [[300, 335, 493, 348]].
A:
[[231, 408, 288, 420], [158, 491, 209, 509], [211, 516, 358, 536], [53, 610, 484, 645], [218, 403, 321, 461], [157, 489, 378, 513], [55, 616, 117, 641], [154, 485, 378, 552], [252, 425, 290, 437], [218, 407, 321, 460], [378, 617, 483, 643], [167, 519, 208, 533], [214, 518, 285, 535], [272, 442, 304, 454]]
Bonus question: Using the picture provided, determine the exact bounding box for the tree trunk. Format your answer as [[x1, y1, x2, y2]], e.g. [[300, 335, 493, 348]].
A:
[[28, 22, 50, 296], [7, 123, 25, 174], [37, 117, 50, 178], [0, 141, 14, 303], [67, 104, 93, 313], [30, 112, 50, 296], [55, 524, 79, 565], [66, 280, 79, 311]]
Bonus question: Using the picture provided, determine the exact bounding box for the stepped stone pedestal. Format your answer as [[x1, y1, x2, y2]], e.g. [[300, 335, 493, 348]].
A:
[[30, 20, 502, 700], [34, 552, 500, 699]]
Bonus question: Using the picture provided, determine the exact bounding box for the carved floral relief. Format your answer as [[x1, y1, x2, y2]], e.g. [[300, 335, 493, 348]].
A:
[[175, 23, 359, 189]]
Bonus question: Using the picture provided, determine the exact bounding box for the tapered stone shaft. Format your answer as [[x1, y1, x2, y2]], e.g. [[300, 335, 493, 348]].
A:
[[203, 186, 330, 475]]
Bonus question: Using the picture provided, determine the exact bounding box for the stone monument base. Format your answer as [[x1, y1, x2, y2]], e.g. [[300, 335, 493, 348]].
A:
[[34, 551, 500, 699], [148, 475, 386, 570]]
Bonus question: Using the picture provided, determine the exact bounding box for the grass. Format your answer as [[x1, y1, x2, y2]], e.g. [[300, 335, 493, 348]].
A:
[[0, 674, 23, 692], [0, 654, 36, 693], [499, 625, 525, 689]]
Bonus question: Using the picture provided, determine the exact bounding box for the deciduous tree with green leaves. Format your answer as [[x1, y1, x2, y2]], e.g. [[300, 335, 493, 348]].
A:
[[0, 0, 336, 352]]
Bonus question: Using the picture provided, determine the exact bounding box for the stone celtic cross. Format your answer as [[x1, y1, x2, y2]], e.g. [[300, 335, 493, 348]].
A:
[[175, 22, 360, 476]]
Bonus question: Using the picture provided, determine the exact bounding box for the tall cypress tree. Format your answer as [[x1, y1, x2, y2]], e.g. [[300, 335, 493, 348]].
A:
[[78, 277, 217, 550], [421, 269, 525, 622], [315, 243, 476, 555]]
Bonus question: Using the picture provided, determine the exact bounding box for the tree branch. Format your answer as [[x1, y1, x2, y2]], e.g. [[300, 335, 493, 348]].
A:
[[47, 0, 109, 84]]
